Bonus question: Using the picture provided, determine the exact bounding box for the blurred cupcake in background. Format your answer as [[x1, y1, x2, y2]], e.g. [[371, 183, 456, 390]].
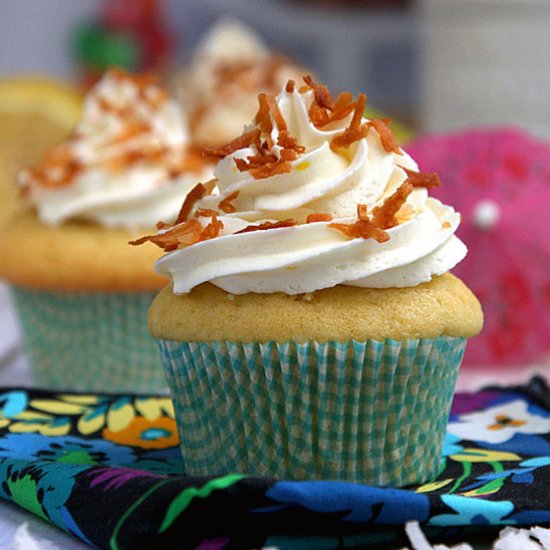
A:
[[176, 17, 312, 148], [0, 68, 213, 393]]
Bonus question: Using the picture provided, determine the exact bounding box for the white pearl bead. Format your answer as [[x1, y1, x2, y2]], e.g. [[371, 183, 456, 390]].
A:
[[472, 199, 501, 230]]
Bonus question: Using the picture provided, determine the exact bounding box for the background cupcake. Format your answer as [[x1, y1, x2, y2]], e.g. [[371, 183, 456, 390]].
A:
[[0, 68, 213, 393], [176, 18, 312, 148], [138, 76, 483, 485]]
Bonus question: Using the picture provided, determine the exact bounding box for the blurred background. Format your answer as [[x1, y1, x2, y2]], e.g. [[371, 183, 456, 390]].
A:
[[1, 0, 550, 138], [1, 0, 550, 387]]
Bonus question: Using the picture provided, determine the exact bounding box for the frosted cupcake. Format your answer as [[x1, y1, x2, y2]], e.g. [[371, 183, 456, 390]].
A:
[[136, 76, 483, 484], [0, 69, 213, 393], [177, 18, 311, 148]]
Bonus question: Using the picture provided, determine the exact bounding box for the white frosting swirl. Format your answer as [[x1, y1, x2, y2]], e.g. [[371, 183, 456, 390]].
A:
[[20, 70, 212, 230], [155, 85, 466, 294]]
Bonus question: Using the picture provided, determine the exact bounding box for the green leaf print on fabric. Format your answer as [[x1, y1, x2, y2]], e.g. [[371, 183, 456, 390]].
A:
[[159, 474, 246, 533], [7, 473, 48, 521]]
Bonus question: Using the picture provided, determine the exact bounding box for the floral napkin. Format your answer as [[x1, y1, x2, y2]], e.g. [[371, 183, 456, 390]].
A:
[[1, 378, 550, 549]]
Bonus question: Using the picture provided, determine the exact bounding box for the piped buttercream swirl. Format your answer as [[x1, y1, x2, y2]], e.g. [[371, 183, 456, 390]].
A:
[[148, 79, 466, 294]]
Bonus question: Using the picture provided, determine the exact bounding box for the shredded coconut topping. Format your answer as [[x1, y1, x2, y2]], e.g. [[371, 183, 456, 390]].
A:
[[19, 69, 204, 195], [131, 75, 455, 273], [329, 204, 390, 243]]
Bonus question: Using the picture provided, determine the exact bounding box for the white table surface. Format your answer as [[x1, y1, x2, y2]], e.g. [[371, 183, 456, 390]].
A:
[[1, 281, 549, 549]]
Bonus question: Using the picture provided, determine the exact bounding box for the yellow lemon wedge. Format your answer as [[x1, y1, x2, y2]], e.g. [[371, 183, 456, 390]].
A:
[[0, 76, 82, 226]]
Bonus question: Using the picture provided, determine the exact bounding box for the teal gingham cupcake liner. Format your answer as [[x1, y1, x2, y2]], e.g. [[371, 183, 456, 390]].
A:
[[159, 336, 467, 486], [11, 286, 167, 394]]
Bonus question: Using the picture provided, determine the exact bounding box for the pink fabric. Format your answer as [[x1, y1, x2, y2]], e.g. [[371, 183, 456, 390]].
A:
[[408, 127, 550, 367]]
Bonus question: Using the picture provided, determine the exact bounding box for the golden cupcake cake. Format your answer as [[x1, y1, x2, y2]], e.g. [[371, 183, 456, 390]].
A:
[[0, 68, 213, 393], [136, 76, 483, 484]]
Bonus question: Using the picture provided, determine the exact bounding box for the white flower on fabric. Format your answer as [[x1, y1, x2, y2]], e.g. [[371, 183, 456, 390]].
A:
[[447, 399, 550, 444]]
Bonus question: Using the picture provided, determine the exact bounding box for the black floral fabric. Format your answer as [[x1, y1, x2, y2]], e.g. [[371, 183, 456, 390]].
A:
[[1, 378, 550, 549]]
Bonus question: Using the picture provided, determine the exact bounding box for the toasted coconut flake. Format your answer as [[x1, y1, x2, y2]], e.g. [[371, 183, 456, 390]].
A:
[[304, 74, 346, 128], [357, 203, 368, 220], [330, 125, 369, 151], [313, 92, 356, 130], [218, 191, 240, 213], [266, 93, 288, 131], [236, 219, 297, 234], [368, 118, 401, 154], [329, 204, 389, 243], [330, 94, 369, 150], [129, 218, 203, 251], [350, 94, 367, 130], [278, 130, 305, 154], [130, 213, 223, 251], [306, 213, 333, 223], [303, 75, 334, 110], [195, 208, 219, 217], [235, 154, 279, 173], [213, 89, 304, 180], [249, 160, 292, 179], [199, 213, 224, 241], [330, 92, 356, 122], [174, 179, 216, 225], [402, 167, 442, 188], [263, 134, 274, 151], [234, 158, 250, 172], [372, 180, 413, 229], [279, 148, 299, 161], [308, 100, 330, 127], [329, 218, 389, 243], [255, 93, 274, 134], [203, 129, 261, 159], [245, 154, 279, 166]]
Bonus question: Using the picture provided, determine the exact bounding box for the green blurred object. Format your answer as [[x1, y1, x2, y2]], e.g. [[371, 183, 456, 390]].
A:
[[73, 23, 141, 73], [71, 0, 174, 89]]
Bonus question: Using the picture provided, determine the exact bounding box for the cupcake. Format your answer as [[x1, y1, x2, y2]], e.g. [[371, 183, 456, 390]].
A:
[[135, 76, 483, 484], [176, 17, 311, 148], [0, 68, 213, 393]]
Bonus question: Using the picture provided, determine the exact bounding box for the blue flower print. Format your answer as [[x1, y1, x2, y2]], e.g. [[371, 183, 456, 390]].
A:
[[442, 433, 464, 457], [0, 433, 136, 466], [429, 495, 513, 526], [0, 391, 28, 418], [263, 481, 430, 524]]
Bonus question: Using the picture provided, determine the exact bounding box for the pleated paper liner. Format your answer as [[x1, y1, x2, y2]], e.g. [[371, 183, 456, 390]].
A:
[[11, 287, 167, 394], [159, 336, 467, 486]]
